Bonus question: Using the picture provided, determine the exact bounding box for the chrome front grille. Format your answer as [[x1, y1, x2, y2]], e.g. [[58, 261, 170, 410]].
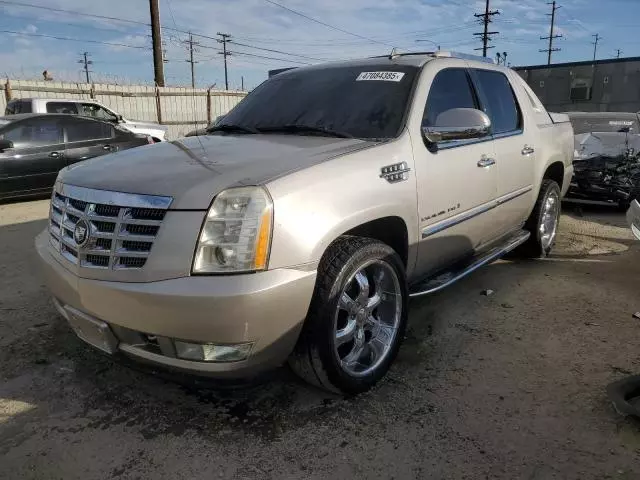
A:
[[49, 186, 171, 270]]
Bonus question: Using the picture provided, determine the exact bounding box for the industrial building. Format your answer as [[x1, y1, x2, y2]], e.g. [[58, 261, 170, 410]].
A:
[[514, 57, 640, 113]]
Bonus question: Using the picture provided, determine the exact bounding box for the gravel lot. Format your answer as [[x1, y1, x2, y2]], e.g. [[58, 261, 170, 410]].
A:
[[1, 198, 640, 480]]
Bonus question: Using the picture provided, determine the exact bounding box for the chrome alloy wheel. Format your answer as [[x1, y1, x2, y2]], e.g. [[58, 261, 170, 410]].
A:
[[333, 259, 402, 377], [540, 189, 560, 250]]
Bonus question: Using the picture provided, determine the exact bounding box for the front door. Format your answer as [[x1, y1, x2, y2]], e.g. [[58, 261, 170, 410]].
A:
[[412, 66, 498, 278], [471, 67, 536, 236], [0, 118, 65, 197]]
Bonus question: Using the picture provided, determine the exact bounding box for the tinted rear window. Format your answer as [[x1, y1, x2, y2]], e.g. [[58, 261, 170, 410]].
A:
[[221, 65, 419, 139], [66, 119, 114, 142], [46, 102, 79, 114], [5, 100, 32, 115], [569, 115, 640, 134], [474, 69, 522, 134]]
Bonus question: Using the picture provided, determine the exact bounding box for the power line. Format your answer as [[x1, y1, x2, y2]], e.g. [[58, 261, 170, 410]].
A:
[[0, 12, 151, 36], [473, 0, 500, 57], [228, 50, 310, 65], [262, 0, 395, 48], [540, 1, 562, 65], [228, 40, 328, 61], [0, 29, 151, 49], [0, 0, 151, 27]]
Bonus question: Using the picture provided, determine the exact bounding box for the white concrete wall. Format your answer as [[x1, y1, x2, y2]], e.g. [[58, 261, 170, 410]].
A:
[[0, 79, 247, 140]]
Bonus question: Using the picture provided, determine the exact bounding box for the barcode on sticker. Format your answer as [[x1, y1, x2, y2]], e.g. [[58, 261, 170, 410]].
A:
[[356, 71, 405, 82]]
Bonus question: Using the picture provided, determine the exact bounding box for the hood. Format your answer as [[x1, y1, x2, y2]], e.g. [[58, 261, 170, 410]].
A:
[[574, 132, 640, 160], [59, 134, 377, 209], [123, 119, 169, 132]]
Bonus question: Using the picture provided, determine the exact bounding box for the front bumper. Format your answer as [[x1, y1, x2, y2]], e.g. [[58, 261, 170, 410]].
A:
[[35, 231, 316, 378]]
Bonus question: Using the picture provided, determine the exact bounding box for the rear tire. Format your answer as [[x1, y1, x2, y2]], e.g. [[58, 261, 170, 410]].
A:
[[516, 179, 561, 258], [289, 236, 408, 395]]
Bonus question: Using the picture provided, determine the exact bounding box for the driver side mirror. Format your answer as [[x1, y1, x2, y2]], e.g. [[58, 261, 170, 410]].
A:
[[422, 108, 491, 143], [116, 114, 124, 122], [0, 139, 14, 152]]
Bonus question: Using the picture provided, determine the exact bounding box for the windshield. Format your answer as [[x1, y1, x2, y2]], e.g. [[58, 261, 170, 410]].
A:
[[219, 64, 419, 140], [569, 115, 640, 134]]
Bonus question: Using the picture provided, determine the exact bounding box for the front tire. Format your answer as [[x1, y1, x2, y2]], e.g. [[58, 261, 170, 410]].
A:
[[516, 179, 562, 258], [289, 236, 408, 394]]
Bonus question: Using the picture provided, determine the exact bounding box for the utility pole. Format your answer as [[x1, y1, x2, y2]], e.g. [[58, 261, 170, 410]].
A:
[[473, 0, 499, 57], [540, 1, 562, 65], [77, 52, 93, 83], [149, 0, 165, 86], [241, 76, 244, 90], [615, 48, 622, 59], [184, 32, 200, 88], [217, 33, 231, 90], [592, 33, 601, 62]]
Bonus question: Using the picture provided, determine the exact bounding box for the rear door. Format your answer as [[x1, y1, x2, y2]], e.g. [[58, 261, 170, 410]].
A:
[[62, 117, 117, 165], [0, 118, 65, 196], [470, 67, 536, 237]]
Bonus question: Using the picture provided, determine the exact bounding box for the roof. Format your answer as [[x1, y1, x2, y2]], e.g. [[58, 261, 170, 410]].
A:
[[0, 113, 106, 124], [514, 56, 640, 71], [7, 98, 96, 104], [271, 51, 498, 77], [563, 111, 640, 118]]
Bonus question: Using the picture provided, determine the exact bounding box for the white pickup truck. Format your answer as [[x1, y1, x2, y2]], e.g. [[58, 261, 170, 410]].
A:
[[5, 98, 168, 142], [36, 51, 574, 394]]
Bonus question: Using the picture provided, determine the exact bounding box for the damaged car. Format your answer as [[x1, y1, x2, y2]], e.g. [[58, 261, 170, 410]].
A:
[[565, 111, 640, 209]]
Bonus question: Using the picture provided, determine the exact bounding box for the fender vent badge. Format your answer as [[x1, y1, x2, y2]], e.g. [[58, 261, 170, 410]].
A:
[[380, 162, 411, 183]]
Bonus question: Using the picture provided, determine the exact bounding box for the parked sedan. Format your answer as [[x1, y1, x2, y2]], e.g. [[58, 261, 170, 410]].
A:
[[0, 113, 152, 200]]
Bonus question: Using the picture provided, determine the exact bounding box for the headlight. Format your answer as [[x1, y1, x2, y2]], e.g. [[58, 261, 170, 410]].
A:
[[192, 186, 273, 274]]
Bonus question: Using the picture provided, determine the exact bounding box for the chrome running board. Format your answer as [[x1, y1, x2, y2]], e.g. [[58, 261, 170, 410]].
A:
[[409, 230, 530, 298]]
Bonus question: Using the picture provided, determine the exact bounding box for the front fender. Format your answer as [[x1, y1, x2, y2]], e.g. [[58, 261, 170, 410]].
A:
[[265, 137, 419, 273]]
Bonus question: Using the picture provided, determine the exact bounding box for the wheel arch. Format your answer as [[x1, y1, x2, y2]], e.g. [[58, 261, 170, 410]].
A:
[[543, 161, 565, 190], [309, 210, 416, 276]]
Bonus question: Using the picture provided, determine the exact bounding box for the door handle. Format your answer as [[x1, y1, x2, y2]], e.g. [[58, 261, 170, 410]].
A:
[[522, 145, 535, 155], [102, 145, 112, 151], [477, 157, 496, 168], [49, 151, 62, 158]]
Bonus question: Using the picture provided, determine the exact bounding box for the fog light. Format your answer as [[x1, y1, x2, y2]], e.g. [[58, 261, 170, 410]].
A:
[[174, 341, 253, 362]]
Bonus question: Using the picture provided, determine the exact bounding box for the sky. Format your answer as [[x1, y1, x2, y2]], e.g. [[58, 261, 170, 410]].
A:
[[1, 0, 639, 90]]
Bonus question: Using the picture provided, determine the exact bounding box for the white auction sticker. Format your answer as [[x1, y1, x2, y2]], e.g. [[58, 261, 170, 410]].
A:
[[356, 71, 405, 82]]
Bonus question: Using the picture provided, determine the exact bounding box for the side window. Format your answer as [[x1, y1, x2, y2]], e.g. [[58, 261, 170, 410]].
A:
[[5, 101, 16, 115], [80, 103, 118, 122], [66, 119, 114, 143], [473, 70, 522, 135], [423, 68, 477, 127], [0, 119, 63, 148], [20, 100, 32, 113], [46, 102, 79, 114]]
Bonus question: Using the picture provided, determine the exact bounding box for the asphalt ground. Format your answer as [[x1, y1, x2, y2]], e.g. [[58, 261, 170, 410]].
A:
[[1, 198, 639, 480]]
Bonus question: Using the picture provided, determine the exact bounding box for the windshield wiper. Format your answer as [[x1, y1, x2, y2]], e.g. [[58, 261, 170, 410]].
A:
[[256, 124, 353, 139], [207, 123, 260, 134]]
